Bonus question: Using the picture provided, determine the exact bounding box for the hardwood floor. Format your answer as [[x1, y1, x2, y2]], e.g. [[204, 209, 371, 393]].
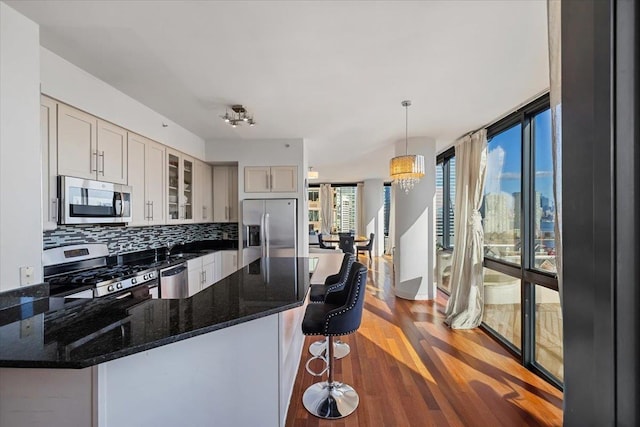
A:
[[286, 256, 563, 427]]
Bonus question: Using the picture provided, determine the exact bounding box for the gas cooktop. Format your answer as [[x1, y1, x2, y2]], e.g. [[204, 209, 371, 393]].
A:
[[44, 244, 158, 298]]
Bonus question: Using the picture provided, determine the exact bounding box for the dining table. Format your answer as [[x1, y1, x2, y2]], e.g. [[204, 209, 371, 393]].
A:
[[321, 234, 370, 244]]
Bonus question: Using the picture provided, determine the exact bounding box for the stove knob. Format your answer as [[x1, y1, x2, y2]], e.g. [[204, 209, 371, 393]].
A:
[[149, 272, 155, 279], [131, 278, 137, 285], [107, 285, 114, 292], [116, 282, 123, 289], [143, 274, 149, 280]]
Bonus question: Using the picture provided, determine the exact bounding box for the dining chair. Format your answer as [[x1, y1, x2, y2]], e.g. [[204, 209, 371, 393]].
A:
[[338, 236, 355, 254], [356, 233, 375, 264], [318, 233, 336, 250]]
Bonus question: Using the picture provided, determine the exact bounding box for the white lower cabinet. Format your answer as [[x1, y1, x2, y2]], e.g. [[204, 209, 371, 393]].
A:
[[187, 252, 222, 296], [220, 250, 238, 279]]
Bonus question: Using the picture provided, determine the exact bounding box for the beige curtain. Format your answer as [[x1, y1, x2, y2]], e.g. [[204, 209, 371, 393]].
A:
[[320, 184, 332, 236], [356, 182, 365, 236], [445, 129, 488, 329], [548, 0, 563, 305]]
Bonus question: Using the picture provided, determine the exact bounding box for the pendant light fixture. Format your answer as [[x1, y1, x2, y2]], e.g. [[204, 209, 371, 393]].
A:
[[390, 100, 425, 193]]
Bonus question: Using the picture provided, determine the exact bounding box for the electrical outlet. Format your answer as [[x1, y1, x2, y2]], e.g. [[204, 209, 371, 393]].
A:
[[223, 232, 229, 240], [20, 266, 34, 286], [20, 318, 33, 338]]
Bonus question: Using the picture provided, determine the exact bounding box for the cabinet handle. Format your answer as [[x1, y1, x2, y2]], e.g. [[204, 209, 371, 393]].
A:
[[151, 201, 154, 220], [203, 206, 207, 220], [204, 270, 207, 283], [51, 199, 58, 222], [91, 150, 98, 172], [98, 151, 105, 175]]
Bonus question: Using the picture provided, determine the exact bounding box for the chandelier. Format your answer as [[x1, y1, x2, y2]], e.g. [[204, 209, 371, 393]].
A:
[[389, 100, 425, 193], [220, 105, 255, 127]]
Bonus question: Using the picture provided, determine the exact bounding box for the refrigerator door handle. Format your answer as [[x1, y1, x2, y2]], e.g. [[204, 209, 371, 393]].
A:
[[264, 213, 270, 258], [260, 213, 266, 258]]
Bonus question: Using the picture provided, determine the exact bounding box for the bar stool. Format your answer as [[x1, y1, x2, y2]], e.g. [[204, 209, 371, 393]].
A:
[[308, 253, 355, 359], [301, 262, 368, 419]]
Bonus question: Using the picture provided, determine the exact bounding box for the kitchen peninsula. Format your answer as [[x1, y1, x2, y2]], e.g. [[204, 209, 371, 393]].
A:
[[0, 256, 317, 427]]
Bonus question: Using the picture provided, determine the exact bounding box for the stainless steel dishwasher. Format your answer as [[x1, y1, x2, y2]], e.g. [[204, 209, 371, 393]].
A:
[[160, 263, 188, 299]]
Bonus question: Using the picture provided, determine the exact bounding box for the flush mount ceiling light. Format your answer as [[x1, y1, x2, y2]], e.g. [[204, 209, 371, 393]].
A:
[[389, 100, 425, 193], [220, 105, 255, 127]]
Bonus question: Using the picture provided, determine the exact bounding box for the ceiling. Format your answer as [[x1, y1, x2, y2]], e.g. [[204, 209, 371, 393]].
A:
[[8, 0, 549, 182]]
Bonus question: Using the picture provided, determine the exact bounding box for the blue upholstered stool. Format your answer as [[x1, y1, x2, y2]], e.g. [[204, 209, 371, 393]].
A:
[[301, 262, 368, 419], [307, 253, 355, 359]]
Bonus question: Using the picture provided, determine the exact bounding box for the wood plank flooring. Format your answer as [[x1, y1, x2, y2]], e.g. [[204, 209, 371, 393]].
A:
[[286, 256, 563, 427]]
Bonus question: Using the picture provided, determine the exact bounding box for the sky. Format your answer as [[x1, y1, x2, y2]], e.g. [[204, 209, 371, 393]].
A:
[[485, 109, 554, 205]]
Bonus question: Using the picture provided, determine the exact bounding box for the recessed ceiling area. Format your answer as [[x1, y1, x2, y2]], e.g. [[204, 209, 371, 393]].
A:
[[8, 1, 549, 182]]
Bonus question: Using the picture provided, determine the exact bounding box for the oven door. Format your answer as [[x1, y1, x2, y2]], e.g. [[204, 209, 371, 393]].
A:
[[58, 176, 132, 224]]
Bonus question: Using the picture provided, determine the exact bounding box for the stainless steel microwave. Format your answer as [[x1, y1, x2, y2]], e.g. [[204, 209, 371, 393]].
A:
[[58, 176, 132, 224]]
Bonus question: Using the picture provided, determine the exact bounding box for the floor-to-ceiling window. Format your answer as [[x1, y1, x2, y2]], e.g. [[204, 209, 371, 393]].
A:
[[308, 184, 359, 234], [436, 147, 456, 294], [383, 183, 391, 253], [307, 187, 320, 232], [332, 185, 358, 233], [481, 93, 563, 386]]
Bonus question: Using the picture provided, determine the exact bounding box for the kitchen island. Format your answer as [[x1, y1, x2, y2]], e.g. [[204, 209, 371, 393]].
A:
[[0, 256, 327, 427]]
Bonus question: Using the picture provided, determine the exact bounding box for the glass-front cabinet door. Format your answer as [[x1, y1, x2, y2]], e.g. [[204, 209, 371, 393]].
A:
[[168, 152, 180, 221], [167, 149, 195, 223], [183, 157, 193, 221]]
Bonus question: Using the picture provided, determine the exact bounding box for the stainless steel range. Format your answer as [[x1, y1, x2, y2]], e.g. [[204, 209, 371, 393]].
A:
[[44, 244, 158, 298]]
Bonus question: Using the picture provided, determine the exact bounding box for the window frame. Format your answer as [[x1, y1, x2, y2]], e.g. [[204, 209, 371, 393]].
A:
[[482, 93, 562, 389], [436, 147, 456, 250]]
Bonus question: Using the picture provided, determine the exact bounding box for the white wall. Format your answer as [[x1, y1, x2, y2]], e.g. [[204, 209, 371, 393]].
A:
[[363, 179, 384, 257], [315, 144, 393, 184], [206, 138, 308, 257], [40, 48, 205, 159], [0, 2, 43, 290], [393, 137, 436, 300]]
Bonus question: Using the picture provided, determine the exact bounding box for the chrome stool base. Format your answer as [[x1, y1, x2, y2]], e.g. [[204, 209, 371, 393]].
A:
[[302, 381, 359, 419], [309, 338, 350, 359]]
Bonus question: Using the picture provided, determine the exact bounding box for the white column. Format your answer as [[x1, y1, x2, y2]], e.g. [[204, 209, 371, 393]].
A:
[[0, 3, 42, 290], [363, 179, 384, 257], [393, 137, 436, 300]]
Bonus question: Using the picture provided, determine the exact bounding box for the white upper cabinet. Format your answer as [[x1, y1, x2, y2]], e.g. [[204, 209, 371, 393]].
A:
[[57, 103, 127, 184], [41, 96, 58, 231], [195, 160, 213, 223], [244, 166, 297, 193], [57, 104, 96, 180], [167, 149, 195, 223], [127, 132, 165, 226], [213, 165, 238, 222], [97, 119, 128, 184], [270, 166, 298, 192]]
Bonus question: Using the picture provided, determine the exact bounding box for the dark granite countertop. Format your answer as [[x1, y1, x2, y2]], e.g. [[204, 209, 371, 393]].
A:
[[0, 257, 310, 369]]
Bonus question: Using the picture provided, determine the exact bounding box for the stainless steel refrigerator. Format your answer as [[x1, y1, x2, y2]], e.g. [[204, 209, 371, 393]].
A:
[[242, 199, 297, 266]]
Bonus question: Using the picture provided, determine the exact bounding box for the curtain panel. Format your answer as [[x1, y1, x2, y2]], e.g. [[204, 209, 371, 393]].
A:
[[320, 184, 333, 236], [445, 129, 488, 329], [356, 182, 365, 236], [548, 0, 563, 305]]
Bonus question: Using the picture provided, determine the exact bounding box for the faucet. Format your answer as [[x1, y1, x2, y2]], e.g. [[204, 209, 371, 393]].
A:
[[165, 242, 174, 257], [166, 241, 183, 257]]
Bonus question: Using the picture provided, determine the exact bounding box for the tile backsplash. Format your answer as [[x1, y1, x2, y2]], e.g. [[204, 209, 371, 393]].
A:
[[43, 223, 238, 255]]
